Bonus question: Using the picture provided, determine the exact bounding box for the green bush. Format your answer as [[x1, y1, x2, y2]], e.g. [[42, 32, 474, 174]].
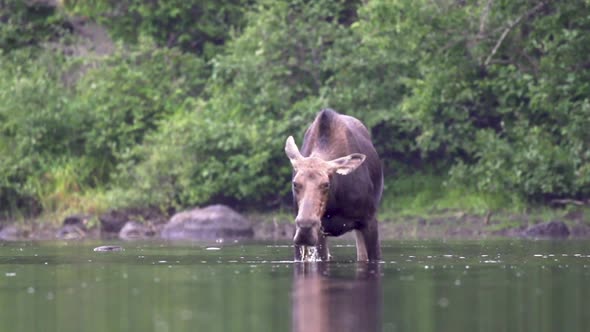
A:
[[1, 0, 589, 218], [0, 39, 207, 216], [0, 0, 70, 51], [109, 0, 360, 209], [333, 0, 590, 202], [71, 40, 207, 182], [62, 0, 250, 58]]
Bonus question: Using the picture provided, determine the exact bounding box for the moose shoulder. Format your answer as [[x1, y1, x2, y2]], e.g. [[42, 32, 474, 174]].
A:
[[285, 109, 383, 261]]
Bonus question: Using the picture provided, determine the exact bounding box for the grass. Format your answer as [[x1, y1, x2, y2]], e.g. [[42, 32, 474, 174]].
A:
[[377, 172, 590, 236], [25, 159, 111, 225], [379, 172, 526, 221]]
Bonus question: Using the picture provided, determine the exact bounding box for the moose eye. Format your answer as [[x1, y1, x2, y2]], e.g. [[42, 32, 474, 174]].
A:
[[319, 182, 330, 191], [292, 182, 302, 191]]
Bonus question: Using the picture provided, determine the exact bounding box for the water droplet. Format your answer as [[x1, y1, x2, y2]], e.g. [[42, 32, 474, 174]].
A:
[[27, 287, 35, 294], [47, 292, 54, 301], [454, 279, 461, 286], [5, 272, 16, 277], [206, 247, 221, 251], [438, 297, 450, 308]]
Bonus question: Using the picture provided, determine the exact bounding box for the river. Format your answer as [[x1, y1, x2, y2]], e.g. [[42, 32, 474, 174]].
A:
[[1, 239, 589, 332]]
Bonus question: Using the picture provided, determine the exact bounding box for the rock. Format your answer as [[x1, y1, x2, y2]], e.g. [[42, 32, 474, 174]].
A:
[[490, 225, 527, 237], [253, 221, 295, 240], [0, 224, 29, 241], [99, 210, 131, 234], [119, 221, 156, 241], [93, 245, 124, 252], [99, 207, 168, 235], [55, 214, 91, 240], [570, 224, 590, 237], [63, 214, 91, 229], [161, 205, 253, 240], [523, 220, 570, 238], [56, 224, 86, 240]]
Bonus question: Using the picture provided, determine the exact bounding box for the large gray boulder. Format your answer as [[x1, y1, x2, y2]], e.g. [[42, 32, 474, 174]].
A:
[[523, 220, 570, 238], [161, 205, 253, 240], [56, 214, 91, 240], [119, 221, 156, 241], [0, 224, 29, 241], [99, 207, 168, 235]]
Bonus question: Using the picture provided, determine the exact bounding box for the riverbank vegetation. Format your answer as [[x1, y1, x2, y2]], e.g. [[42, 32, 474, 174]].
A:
[[1, 0, 589, 222]]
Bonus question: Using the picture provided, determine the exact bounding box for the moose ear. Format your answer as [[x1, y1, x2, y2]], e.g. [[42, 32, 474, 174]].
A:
[[328, 153, 366, 175], [285, 136, 303, 167]]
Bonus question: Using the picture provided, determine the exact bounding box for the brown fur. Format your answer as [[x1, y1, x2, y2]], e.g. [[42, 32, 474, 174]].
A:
[[285, 109, 383, 261]]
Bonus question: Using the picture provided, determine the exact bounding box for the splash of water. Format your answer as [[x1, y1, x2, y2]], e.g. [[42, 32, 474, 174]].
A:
[[299, 246, 321, 262]]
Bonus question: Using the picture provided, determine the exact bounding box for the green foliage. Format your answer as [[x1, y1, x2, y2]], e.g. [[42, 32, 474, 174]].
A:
[[333, 0, 590, 201], [0, 49, 73, 215], [113, 0, 359, 208], [0, 37, 206, 216], [1, 0, 589, 219], [0, 0, 70, 51], [62, 0, 250, 58], [380, 173, 521, 219], [444, 0, 590, 200], [71, 40, 207, 182]]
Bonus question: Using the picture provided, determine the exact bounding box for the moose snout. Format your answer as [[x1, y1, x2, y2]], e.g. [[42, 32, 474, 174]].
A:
[[296, 218, 319, 230], [293, 219, 320, 246]]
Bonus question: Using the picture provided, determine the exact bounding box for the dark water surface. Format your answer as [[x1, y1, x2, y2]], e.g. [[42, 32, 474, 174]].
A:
[[1, 239, 590, 332]]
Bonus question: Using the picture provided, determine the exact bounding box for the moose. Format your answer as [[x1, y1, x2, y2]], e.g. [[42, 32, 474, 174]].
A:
[[285, 109, 383, 261]]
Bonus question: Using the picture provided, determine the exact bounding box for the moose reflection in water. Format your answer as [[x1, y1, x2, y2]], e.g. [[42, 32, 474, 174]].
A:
[[291, 262, 382, 332]]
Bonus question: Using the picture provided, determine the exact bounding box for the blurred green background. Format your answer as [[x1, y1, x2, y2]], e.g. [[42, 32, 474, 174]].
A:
[[1, 0, 588, 221]]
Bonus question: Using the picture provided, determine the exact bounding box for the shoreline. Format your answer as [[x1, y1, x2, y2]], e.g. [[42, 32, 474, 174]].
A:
[[1, 207, 589, 242]]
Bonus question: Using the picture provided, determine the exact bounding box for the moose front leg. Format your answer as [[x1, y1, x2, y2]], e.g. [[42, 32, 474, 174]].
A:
[[294, 244, 303, 261], [354, 229, 369, 261], [356, 218, 381, 261], [364, 220, 381, 261], [316, 234, 329, 261]]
